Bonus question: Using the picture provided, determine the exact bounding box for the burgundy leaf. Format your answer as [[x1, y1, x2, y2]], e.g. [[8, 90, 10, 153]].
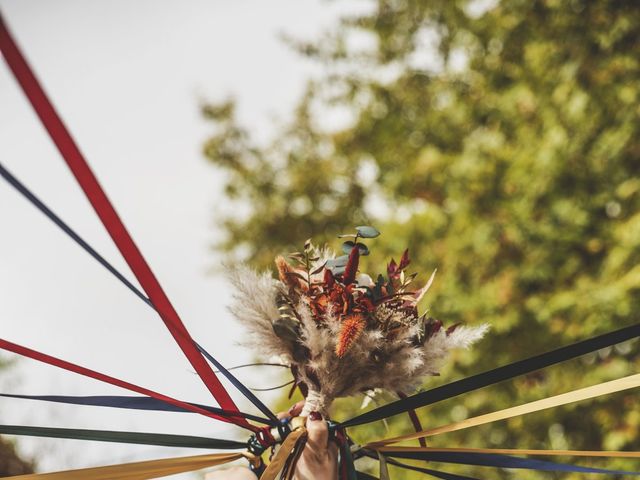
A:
[[387, 258, 398, 278], [399, 248, 411, 270], [425, 318, 443, 340], [446, 323, 461, 336]]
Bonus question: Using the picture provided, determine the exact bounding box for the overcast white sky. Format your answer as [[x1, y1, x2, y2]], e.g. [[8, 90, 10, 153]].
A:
[[0, 0, 365, 475]]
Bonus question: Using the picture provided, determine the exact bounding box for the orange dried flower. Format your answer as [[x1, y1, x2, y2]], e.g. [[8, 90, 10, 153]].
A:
[[275, 255, 307, 291], [335, 314, 366, 358]]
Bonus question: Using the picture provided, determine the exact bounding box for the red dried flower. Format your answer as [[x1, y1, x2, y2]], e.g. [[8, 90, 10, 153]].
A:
[[342, 247, 360, 285], [323, 268, 335, 288]]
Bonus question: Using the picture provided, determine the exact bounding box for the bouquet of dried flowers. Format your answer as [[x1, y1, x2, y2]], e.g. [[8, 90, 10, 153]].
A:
[[227, 226, 487, 416]]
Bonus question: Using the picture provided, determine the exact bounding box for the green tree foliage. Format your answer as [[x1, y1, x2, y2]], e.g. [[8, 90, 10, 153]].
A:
[[203, 1, 640, 477], [0, 439, 33, 477], [0, 358, 34, 476]]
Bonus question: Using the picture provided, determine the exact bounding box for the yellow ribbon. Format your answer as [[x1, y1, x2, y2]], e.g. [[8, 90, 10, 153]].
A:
[[2, 452, 243, 479], [368, 373, 640, 446], [374, 446, 640, 458]]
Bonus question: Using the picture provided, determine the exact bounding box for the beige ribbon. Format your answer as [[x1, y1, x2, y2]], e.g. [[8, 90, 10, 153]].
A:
[[1, 452, 243, 479], [378, 451, 390, 480], [374, 446, 640, 458], [260, 426, 307, 480], [368, 373, 640, 447]]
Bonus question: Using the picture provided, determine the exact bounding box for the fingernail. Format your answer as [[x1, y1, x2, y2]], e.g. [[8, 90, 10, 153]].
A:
[[309, 411, 322, 421]]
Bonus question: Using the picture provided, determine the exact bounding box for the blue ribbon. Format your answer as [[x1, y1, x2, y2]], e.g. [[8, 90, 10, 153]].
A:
[[361, 449, 481, 480], [0, 162, 277, 422], [196, 343, 278, 423], [0, 393, 270, 424], [384, 450, 640, 476], [342, 322, 640, 427]]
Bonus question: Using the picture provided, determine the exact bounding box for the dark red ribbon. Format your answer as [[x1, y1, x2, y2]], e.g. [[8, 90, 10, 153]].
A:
[[0, 13, 247, 427], [0, 338, 257, 431]]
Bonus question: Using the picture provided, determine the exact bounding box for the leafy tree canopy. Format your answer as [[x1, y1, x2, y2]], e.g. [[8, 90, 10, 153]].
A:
[[0, 357, 34, 475], [203, 1, 640, 477]]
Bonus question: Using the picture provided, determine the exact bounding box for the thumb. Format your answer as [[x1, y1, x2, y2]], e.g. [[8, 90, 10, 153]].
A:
[[305, 411, 329, 451]]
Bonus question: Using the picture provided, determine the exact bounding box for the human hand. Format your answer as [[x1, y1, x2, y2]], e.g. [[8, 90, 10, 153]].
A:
[[205, 400, 338, 480], [280, 401, 339, 480]]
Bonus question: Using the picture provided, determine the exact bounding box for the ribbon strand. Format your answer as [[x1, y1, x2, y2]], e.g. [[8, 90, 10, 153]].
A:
[[0, 424, 246, 450], [377, 450, 640, 476], [0, 338, 257, 431], [375, 446, 640, 459], [0, 393, 269, 424], [342, 323, 640, 427], [368, 373, 640, 446], [4, 452, 243, 480], [0, 12, 244, 422], [0, 162, 277, 422]]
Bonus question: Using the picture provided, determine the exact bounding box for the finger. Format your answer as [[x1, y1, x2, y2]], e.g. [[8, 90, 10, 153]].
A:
[[276, 400, 305, 420], [305, 411, 329, 450], [289, 400, 305, 417]]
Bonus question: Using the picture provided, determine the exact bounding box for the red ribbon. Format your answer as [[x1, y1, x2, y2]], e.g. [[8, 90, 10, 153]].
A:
[[0, 13, 248, 428], [0, 338, 257, 431]]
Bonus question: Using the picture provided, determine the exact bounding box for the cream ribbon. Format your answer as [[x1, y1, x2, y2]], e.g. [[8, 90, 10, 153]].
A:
[[367, 373, 640, 447]]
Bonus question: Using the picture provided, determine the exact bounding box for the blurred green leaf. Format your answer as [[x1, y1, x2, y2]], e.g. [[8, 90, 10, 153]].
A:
[[343, 241, 371, 256], [356, 226, 381, 238]]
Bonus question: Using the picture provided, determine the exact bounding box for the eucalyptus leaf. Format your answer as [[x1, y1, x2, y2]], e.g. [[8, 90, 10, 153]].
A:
[[356, 225, 380, 238], [329, 265, 346, 276], [326, 255, 349, 268], [342, 241, 370, 256], [356, 242, 370, 256], [342, 241, 355, 254]]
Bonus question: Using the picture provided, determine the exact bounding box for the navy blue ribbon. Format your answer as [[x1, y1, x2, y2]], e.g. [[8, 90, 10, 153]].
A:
[[0, 161, 277, 422], [196, 343, 278, 423], [361, 449, 481, 480], [356, 472, 378, 480], [383, 450, 640, 476], [0, 393, 270, 424], [0, 162, 152, 308], [389, 463, 480, 480], [342, 323, 640, 427], [393, 463, 481, 480]]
